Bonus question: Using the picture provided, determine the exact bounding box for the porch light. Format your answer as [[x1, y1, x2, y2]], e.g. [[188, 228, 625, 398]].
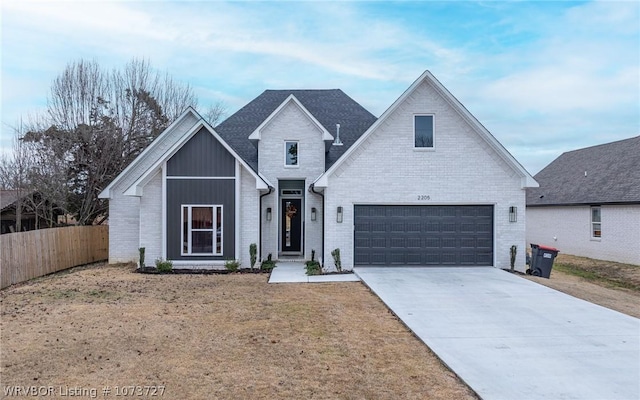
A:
[[337, 206, 343, 223], [311, 207, 317, 221], [509, 206, 517, 223], [266, 207, 272, 221]]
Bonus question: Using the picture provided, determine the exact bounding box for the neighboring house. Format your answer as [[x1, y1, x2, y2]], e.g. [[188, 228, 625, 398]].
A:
[[526, 136, 640, 265], [100, 71, 537, 270], [0, 190, 62, 234]]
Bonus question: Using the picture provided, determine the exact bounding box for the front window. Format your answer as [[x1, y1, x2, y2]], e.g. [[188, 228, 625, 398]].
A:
[[182, 205, 223, 255], [591, 206, 601, 238], [285, 141, 299, 166], [414, 115, 434, 148]]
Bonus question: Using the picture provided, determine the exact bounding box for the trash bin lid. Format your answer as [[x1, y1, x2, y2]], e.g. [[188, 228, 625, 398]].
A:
[[537, 244, 559, 252]]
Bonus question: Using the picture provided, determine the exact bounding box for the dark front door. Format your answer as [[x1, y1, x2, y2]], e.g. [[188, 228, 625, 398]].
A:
[[281, 198, 302, 253]]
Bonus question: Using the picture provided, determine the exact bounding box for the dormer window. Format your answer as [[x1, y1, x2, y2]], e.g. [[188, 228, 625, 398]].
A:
[[414, 115, 434, 149], [285, 141, 299, 167]]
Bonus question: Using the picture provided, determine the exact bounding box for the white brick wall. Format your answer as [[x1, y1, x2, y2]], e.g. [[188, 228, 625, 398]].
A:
[[526, 205, 640, 265], [323, 80, 527, 271], [139, 171, 162, 266], [240, 167, 260, 267], [108, 183, 141, 264], [258, 100, 325, 259]]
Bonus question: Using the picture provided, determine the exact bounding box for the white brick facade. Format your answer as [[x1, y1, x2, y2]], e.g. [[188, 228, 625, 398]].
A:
[[526, 205, 640, 265], [104, 75, 535, 270], [139, 171, 162, 266], [323, 80, 528, 271], [257, 100, 325, 260]]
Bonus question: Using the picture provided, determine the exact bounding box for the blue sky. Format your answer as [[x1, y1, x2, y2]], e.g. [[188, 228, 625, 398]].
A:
[[1, 0, 638, 174]]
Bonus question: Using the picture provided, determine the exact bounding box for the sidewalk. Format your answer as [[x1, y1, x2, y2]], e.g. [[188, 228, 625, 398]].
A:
[[268, 262, 360, 283]]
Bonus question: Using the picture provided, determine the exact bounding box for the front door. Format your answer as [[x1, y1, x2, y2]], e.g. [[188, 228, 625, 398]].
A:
[[281, 198, 302, 253]]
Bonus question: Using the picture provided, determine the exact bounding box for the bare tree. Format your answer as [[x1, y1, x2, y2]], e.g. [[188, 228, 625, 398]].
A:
[[0, 122, 35, 232], [204, 100, 228, 127], [23, 58, 199, 225]]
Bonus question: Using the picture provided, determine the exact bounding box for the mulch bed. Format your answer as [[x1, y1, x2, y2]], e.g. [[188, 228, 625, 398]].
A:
[[136, 267, 271, 274]]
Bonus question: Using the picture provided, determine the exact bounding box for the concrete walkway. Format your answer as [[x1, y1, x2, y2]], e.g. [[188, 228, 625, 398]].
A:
[[355, 267, 640, 400], [268, 262, 360, 283]]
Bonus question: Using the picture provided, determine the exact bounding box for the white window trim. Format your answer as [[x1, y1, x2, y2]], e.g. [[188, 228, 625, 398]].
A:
[[284, 140, 300, 168], [413, 114, 435, 151], [181, 204, 223, 256], [590, 205, 601, 240]]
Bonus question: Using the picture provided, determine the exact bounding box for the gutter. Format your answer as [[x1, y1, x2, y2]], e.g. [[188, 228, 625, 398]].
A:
[[309, 183, 325, 267], [258, 186, 274, 261]]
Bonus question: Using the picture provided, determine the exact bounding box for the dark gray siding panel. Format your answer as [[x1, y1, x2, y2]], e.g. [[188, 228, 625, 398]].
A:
[[167, 127, 236, 177], [354, 205, 493, 266], [166, 179, 235, 260]]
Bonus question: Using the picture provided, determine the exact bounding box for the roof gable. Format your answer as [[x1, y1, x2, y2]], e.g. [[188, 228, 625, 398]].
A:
[[215, 89, 377, 172], [99, 107, 270, 199], [247, 95, 334, 141], [527, 136, 640, 206], [314, 70, 538, 188]]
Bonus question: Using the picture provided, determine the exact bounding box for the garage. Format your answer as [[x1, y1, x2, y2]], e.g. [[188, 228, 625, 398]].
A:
[[354, 205, 493, 266]]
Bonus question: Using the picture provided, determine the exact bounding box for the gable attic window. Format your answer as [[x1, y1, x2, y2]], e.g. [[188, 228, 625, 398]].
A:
[[591, 206, 601, 239], [182, 205, 223, 255], [285, 141, 299, 167], [414, 115, 434, 149]]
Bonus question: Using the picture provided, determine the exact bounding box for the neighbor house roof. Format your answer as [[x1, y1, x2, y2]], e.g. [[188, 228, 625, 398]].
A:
[[526, 136, 640, 206], [0, 190, 22, 211], [215, 89, 377, 172]]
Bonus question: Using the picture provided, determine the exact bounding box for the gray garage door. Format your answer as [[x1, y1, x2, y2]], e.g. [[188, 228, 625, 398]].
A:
[[354, 205, 494, 266]]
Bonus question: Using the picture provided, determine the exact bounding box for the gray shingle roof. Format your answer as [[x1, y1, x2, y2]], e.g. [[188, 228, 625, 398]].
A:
[[526, 136, 640, 206], [215, 89, 377, 173]]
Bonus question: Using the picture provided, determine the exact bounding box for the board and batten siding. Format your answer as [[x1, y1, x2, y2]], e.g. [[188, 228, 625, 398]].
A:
[[165, 127, 237, 261]]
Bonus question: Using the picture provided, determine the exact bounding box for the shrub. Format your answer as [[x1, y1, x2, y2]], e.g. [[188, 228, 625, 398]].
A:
[[138, 247, 145, 268], [260, 253, 277, 271], [331, 248, 342, 272], [155, 258, 173, 273], [510, 245, 517, 272], [249, 243, 257, 270], [225, 259, 240, 272], [305, 250, 322, 275]]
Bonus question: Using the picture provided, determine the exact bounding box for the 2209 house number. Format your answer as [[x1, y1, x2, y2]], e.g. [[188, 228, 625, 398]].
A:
[[417, 195, 431, 200]]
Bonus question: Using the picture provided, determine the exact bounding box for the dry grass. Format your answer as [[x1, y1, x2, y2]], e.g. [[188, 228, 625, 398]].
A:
[[0, 263, 477, 399], [525, 254, 640, 318]]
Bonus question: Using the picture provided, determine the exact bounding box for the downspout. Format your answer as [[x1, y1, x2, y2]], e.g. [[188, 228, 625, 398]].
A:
[[259, 186, 274, 261], [309, 183, 325, 267]]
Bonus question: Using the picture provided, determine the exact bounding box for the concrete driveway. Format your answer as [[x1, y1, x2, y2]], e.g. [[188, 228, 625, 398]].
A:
[[355, 267, 639, 400]]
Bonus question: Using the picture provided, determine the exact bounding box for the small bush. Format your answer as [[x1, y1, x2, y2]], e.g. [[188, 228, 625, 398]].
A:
[[138, 247, 146, 268], [155, 258, 173, 273], [260, 253, 277, 271], [249, 243, 257, 270], [305, 249, 322, 275], [225, 259, 240, 272], [510, 245, 517, 272], [331, 248, 342, 272]]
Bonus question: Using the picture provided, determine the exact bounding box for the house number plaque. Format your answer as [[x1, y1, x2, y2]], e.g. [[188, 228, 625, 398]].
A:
[[417, 195, 431, 201]]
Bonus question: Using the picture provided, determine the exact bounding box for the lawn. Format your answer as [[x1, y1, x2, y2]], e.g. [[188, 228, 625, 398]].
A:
[[525, 253, 640, 318], [0, 263, 477, 399]]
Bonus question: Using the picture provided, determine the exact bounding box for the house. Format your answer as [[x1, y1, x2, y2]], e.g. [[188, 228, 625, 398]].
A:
[[526, 136, 640, 265], [99, 71, 537, 270], [0, 190, 62, 234]]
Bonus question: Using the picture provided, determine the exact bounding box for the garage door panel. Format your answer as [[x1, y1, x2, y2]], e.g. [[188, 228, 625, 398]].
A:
[[354, 205, 493, 266]]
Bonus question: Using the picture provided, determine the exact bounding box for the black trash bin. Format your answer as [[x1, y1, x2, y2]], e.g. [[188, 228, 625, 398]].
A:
[[528, 244, 559, 278]]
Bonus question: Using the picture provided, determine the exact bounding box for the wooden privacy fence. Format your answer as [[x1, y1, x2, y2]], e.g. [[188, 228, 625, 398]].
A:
[[0, 225, 108, 289]]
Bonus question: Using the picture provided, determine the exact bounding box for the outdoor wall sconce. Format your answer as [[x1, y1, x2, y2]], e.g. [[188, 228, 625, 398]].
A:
[[266, 207, 272, 221], [311, 207, 317, 221], [337, 206, 343, 223], [509, 206, 517, 223]]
